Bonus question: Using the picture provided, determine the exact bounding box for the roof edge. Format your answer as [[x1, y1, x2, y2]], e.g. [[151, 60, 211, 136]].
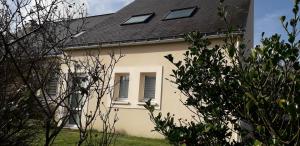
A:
[[69, 13, 114, 22], [64, 31, 244, 51]]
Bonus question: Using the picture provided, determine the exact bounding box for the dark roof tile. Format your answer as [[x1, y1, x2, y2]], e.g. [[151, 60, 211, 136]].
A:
[[67, 0, 251, 47]]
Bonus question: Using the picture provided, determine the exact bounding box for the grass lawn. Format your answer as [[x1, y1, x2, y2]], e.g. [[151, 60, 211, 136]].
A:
[[34, 129, 170, 146]]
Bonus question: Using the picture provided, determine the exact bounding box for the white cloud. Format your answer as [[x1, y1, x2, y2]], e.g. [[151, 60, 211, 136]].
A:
[[86, 0, 134, 16], [6, 0, 132, 23]]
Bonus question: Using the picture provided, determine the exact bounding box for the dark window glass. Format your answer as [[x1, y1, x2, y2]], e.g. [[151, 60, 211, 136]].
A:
[[69, 76, 86, 125], [123, 13, 154, 25], [164, 7, 196, 20], [144, 76, 156, 101], [72, 31, 86, 38], [69, 110, 80, 124], [119, 75, 129, 99], [46, 74, 58, 97]]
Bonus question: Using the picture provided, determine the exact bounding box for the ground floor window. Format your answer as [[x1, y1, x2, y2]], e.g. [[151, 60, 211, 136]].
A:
[[113, 73, 130, 101], [139, 73, 156, 102], [68, 75, 86, 126], [110, 66, 162, 109]]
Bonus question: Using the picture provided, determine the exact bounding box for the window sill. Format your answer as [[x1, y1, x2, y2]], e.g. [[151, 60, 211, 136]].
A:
[[112, 101, 130, 105], [137, 101, 158, 106], [64, 125, 78, 129]]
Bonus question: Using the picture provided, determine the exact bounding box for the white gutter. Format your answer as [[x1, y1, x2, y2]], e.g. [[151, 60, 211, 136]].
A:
[[64, 32, 243, 51], [64, 38, 184, 51]]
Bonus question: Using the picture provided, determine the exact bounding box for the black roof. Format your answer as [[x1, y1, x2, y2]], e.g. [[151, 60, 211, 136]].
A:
[[67, 13, 113, 32], [66, 0, 251, 47]]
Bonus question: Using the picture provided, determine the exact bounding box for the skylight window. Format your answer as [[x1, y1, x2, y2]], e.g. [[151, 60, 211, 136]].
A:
[[72, 31, 86, 38], [122, 13, 154, 25], [164, 7, 197, 20]]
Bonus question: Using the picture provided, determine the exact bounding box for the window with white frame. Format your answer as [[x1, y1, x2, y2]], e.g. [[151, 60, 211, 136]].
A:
[[110, 66, 162, 108], [68, 75, 87, 126], [114, 73, 130, 101], [139, 73, 156, 102], [46, 73, 58, 97]]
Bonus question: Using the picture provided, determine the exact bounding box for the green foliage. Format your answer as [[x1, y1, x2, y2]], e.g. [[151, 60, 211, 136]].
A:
[[0, 88, 43, 146], [146, 30, 242, 145], [146, 99, 233, 146], [33, 129, 169, 146], [240, 1, 300, 144], [145, 0, 300, 146]]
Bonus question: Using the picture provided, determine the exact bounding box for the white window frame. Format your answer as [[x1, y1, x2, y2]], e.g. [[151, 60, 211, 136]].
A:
[[138, 72, 157, 102], [46, 73, 59, 98], [109, 66, 163, 109], [112, 73, 130, 104], [66, 73, 88, 128]]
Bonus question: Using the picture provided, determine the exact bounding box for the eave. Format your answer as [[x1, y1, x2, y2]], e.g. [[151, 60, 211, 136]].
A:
[[64, 30, 245, 51]]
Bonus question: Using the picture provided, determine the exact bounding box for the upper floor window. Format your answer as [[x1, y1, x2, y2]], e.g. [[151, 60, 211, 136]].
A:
[[122, 13, 154, 25], [72, 31, 86, 38], [164, 7, 197, 20]]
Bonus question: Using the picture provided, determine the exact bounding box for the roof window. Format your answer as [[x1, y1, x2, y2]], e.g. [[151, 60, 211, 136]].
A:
[[72, 31, 86, 38], [164, 7, 197, 20], [122, 13, 154, 25]]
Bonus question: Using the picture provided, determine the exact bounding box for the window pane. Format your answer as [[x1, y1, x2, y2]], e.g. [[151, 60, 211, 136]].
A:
[[69, 110, 80, 124], [70, 93, 80, 108], [46, 74, 58, 97], [123, 14, 153, 24], [70, 76, 86, 108], [119, 75, 129, 99], [144, 76, 156, 100], [165, 8, 196, 20], [72, 31, 86, 38], [68, 76, 85, 125]]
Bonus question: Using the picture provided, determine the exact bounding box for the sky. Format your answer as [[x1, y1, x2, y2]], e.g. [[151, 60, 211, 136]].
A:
[[254, 0, 295, 45], [86, 0, 134, 15], [84, 0, 296, 45]]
